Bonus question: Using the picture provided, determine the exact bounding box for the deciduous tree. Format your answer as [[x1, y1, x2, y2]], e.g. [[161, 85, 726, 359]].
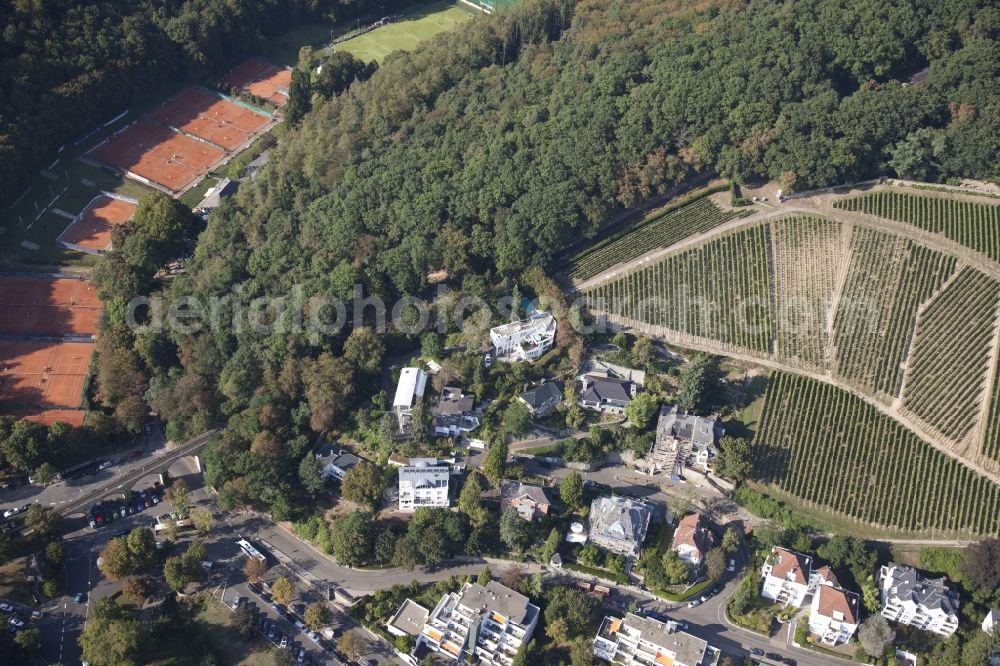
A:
[[304, 602, 329, 631], [560, 471, 584, 510], [340, 462, 384, 509], [858, 614, 894, 658], [271, 576, 295, 606]]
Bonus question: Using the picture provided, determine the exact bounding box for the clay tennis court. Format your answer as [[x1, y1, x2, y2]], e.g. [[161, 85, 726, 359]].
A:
[[0, 340, 93, 409], [0, 276, 102, 337], [147, 87, 270, 151], [222, 58, 292, 107], [57, 195, 136, 252], [0, 409, 87, 427], [89, 120, 225, 193]]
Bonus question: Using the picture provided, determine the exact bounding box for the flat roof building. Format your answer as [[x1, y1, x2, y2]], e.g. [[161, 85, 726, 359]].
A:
[[398, 458, 451, 512], [594, 612, 720, 666], [394, 367, 428, 433], [416, 581, 540, 666]]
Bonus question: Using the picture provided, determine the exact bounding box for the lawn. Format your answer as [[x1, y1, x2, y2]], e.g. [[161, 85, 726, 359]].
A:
[[149, 592, 274, 666], [0, 557, 33, 604], [334, 1, 477, 63]]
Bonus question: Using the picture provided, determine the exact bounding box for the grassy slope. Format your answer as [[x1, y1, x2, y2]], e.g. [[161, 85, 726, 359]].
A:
[[336, 1, 477, 63]]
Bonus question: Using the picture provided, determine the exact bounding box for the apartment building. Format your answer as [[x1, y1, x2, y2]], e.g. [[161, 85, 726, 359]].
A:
[[416, 581, 539, 666], [880, 564, 959, 636], [489, 312, 556, 362], [398, 458, 451, 512], [593, 612, 720, 666]]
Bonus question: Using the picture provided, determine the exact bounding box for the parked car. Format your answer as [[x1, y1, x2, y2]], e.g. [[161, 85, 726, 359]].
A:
[[31, 610, 47, 620], [3, 505, 27, 519], [7, 616, 25, 628], [0, 602, 13, 612], [687, 599, 701, 608], [267, 626, 276, 641], [74, 592, 85, 603], [728, 559, 736, 572], [279, 635, 288, 649], [749, 648, 764, 657], [296, 647, 306, 664], [128, 449, 143, 459], [97, 461, 112, 471]]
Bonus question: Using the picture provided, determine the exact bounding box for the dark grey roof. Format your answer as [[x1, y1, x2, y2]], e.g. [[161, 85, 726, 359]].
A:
[[657, 404, 722, 446], [434, 387, 475, 416], [519, 381, 562, 408], [500, 480, 550, 506], [581, 376, 631, 406], [884, 564, 959, 616]]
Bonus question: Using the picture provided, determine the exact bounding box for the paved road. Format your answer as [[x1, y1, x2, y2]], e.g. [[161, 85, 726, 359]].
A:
[[35, 452, 205, 666]]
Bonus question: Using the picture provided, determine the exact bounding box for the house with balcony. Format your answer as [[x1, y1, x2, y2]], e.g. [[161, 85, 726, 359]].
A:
[[760, 547, 814, 608], [593, 612, 720, 666], [589, 495, 654, 559], [394, 367, 428, 433], [398, 458, 451, 512], [489, 312, 556, 363], [809, 584, 860, 646], [879, 564, 959, 636], [671, 513, 715, 567], [433, 387, 480, 437], [415, 581, 539, 666]]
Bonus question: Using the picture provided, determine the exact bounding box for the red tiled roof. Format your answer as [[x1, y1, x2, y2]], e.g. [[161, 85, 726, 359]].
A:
[[816, 585, 859, 624], [672, 513, 713, 555], [770, 547, 811, 585]]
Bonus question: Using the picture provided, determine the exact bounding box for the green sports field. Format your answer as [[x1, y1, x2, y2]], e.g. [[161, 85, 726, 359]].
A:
[[335, 1, 478, 63]]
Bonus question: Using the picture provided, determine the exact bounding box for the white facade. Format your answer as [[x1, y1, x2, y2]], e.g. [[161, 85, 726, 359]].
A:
[[398, 458, 450, 512], [984, 609, 1000, 633], [393, 367, 428, 433], [880, 564, 959, 636], [808, 584, 860, 646], [416, 581, 539, 666], [760, 547, 813, 608], [593, 613, 720, 666], [489, 312, 556, 362]]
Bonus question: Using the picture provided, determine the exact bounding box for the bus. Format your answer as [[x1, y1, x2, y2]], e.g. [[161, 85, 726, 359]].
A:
[[237, 538, 267, 563]]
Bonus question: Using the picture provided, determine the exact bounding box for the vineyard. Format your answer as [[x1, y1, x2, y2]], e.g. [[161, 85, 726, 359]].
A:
[[985, 361, 1000, 463], [834, 190, 1000, 263], [581, 223, 773, 352], [752, 372, 1000, 535], [770, 216, 844, 368], [568, 196, 747, 280], [831, 226, 956, 399], [901, 268, 1000, 442]]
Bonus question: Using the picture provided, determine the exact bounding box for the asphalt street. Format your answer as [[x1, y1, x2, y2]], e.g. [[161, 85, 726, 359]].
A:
[[0, 422, 167, 518], [11, 425, 837, 666]]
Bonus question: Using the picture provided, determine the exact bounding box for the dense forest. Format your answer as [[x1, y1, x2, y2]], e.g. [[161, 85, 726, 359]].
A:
[[90, 0, 1000, 517], [0, 0, 422, 203]]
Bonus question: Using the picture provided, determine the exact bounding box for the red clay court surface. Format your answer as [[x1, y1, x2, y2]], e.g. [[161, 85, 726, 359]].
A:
[[0, 340, 93, 410], [0, 409, 87, 427], [89, 120, 225, 193], [147, 87, 270, 151], [0, 276, 102, 337], [58, 196, 136, 251], [223, 58, 292, 107]]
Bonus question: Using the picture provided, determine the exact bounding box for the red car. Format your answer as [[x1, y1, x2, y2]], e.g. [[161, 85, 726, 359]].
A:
[[127, 449, 143, 459]]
